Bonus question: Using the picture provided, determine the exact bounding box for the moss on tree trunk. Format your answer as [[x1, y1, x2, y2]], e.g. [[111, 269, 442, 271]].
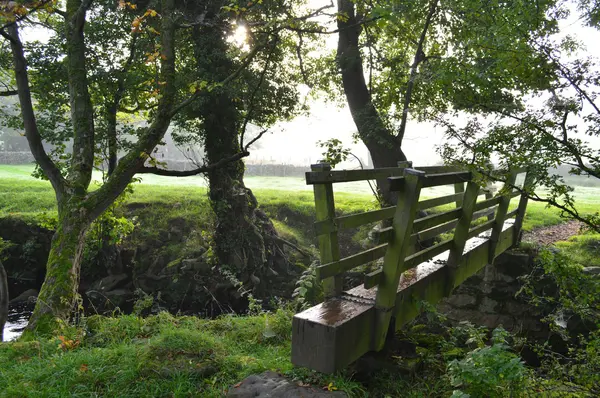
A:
[[24, 208, 89, 336], [0, 259, 8, 341]]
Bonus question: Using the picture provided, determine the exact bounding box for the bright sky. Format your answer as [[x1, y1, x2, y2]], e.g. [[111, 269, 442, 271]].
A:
[[19, 1, 600, 169], [249, 0, 600, 168]]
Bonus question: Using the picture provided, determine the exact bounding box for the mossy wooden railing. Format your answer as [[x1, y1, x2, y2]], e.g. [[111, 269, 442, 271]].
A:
[[292, 162, 531, 373]]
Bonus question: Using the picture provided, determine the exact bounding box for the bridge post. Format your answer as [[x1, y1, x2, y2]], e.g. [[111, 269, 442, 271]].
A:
[[454, 182, 465, 208], [513, 169, 534, 244], [311, 162, 342, 298], [373, 168, 425, 350], [489, 170, 518, 262], [447, 178, 480, 269]]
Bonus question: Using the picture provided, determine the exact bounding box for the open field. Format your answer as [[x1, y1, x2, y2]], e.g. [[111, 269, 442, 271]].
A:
[[1, 164, 599, 231]]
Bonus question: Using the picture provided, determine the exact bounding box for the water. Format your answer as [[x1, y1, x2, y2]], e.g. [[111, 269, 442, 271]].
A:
[[2, 303, 32, 342]]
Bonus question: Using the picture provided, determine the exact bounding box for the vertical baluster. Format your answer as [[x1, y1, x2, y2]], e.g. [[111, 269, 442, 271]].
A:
[[373, 169, 425, 350], [489, 169, 518, 262], [311, 163, 342, 298]]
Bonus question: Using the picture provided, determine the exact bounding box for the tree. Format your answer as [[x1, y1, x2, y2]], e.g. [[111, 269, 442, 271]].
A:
[[139, 0, 314, 294], [0, 0, 327, 333], [0, 259, 7, 342], [440, 34, 600, 232], [331, 0, 561, 204]]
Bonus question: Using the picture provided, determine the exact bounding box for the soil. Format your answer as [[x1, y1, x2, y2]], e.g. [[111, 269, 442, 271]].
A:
[[522, 220, 584, 246]]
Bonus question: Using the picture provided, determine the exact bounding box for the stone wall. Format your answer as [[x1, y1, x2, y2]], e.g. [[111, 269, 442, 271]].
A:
[[0, 152, 35, 165], [438, 251, 547, 337]]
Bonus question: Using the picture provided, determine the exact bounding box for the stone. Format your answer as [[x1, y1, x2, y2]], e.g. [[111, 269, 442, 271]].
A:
[[9, 288, 38, 304], [447, 294, 477, 308], [582, 266, 600, 276], [89, 274, 129, 292], [478, 297, 498, 313], [226, 371, 347, 398], [86, 288, 133, 312]]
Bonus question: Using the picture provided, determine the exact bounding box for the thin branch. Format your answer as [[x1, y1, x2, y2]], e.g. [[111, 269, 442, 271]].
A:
[[4, 23, 65, 202], [240, 40, 278, 152], [138, 150, 250, 177], [396, 0, 438, 144], [0, 89, 17, 96]]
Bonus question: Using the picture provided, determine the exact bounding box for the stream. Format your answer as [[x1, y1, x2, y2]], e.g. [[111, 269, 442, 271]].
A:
[[2, 303, 32, 342]]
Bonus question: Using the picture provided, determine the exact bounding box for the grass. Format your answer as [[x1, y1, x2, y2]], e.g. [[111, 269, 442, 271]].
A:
[[555, 233, 600, 268], [2, 164, 599, 233], [0, 310, 330, 397]]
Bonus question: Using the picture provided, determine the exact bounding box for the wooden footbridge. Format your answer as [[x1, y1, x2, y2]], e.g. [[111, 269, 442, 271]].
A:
[[291, 162, 531, 373]]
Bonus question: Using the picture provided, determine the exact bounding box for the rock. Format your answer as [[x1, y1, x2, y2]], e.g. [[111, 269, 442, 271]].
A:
[[582, 266, 600, 276], [478, 297, 498, 313], [9, 289, 38, 304], [227, 371, 347, 398], [447, 294, 477, 308], [89, 274, 129, 292], [86, 288, 133, 312]]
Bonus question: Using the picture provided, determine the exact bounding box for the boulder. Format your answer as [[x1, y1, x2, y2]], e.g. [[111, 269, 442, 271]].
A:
[[9, 289, 38, 304], [227, 371, 347, 398], [89, 274, 129, 292]]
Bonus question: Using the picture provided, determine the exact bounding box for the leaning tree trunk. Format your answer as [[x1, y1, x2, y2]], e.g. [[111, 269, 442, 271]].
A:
[[26, 207, 90, 335], [337, 0, 407, 205], [0, 260, 8, 342]]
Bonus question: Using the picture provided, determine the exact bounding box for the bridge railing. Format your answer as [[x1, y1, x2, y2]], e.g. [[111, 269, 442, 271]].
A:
[[306, 162, 530, 307]]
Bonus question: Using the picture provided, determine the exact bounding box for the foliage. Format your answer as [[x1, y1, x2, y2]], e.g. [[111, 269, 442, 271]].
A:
[[516, 244, 600, 395], [439, 16, 600, 232], [448, 328, 527, 397], [292, 260, 322, 310]]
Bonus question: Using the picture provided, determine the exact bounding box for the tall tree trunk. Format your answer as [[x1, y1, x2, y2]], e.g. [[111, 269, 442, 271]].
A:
[[203, 94, 272, 287], [0, 260, 8, 342], [25, 206, 90, 335], [337, 0, 407, 205], [193, 25, 283, 295]]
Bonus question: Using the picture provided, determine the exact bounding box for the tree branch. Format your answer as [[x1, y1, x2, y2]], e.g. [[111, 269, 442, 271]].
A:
[[0, 89, 17, 96], [396, 0, 438, 144], [4, 23, 65, 202], [137, 150, 250, 177]]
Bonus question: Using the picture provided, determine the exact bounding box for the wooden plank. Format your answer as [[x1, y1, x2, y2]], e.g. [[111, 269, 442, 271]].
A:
[[306, 167, 407, 184], [317, 244, 388, 280], [505, 208, 518, 219], [404, 239, 453, 270], [474, 196, 501, 211], [314, 206, 396, 236], [374, 169, 425, 350], [484, 191, 495, 221], [489, 170, 518, 261], [414, 165, 464, 174], [364, 268, 383, 289], [466, 219, 496, 239], [422, 171, 472, 188], [454, 182, 465, 207], [513, 170, 534, 243], [392, 172, 471, 191], [447, 180, 480, 268], [375, 226, 394, 244], [311, 163, 342, 297], [418, 192, 463, 210], [413, 208, 462, 233]]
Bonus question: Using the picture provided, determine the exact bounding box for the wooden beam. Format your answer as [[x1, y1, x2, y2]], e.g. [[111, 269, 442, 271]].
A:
[[374, 168, 424, 350], [489, 170, 518, 262], [413, 208, 462, 233], [317, 244, 388, 279], [447, 179, 480, 269], [306, 167, 407, 184], [314, 206, 396, 236], [311, 163, 342, 297]]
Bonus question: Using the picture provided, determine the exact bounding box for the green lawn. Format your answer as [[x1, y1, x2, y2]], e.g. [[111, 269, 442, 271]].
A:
[[1, 164, 599, 231]]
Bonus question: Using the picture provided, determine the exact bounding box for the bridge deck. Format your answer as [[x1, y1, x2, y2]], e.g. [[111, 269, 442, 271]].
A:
[[292, 220, 516, 373]]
